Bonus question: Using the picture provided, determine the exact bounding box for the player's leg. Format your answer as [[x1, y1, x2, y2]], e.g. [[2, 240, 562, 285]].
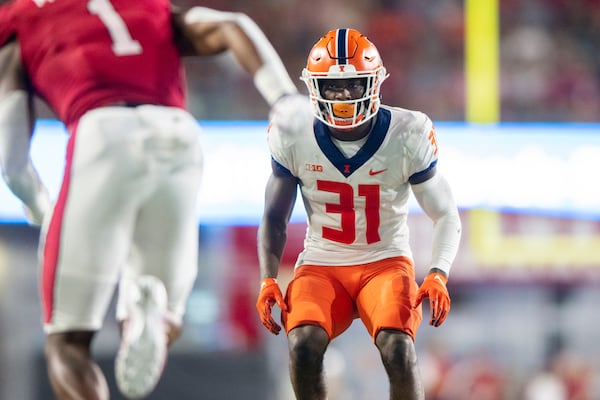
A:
[[287, 325, 330, 400], [45, 331, 109, 400], [375, 329, 424, 400], [283, 266, 355, 400], [356, 257, 424, 400], [114, 105, 203, 397], [120, 184, 200, 345], [40, 108, 143, 399], [117, 105, 202, 342]]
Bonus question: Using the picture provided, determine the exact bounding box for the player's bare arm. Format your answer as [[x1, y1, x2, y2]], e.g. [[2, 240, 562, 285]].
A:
[[175, 11, 261, 67], [0, 39, 25, 94], [0, 40, 35, 137], [173, 6, 297, 106], [258, 160, 298, 280], [255, 161, 297, 334]]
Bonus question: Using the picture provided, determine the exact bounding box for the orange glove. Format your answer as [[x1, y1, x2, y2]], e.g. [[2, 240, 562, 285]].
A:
[[415, 272, 450, 327], [256, 278, 288, 335]]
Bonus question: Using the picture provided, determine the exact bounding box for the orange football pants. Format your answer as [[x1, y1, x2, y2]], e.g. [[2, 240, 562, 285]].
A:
[[282, 256, 422, 342]]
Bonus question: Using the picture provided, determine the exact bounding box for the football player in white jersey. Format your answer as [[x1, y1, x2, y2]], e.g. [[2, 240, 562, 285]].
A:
[[256, 28, 462, 400]]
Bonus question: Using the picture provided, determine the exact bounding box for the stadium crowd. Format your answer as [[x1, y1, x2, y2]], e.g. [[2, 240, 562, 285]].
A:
[[173, 0, 600, 123]]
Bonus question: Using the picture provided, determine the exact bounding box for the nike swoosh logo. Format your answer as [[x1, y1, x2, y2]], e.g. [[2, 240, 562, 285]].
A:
[[369, 168, 387, 176], [434, 275, 444, 283]]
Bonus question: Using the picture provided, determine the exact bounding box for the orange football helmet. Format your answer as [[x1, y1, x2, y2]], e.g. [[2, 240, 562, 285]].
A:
[[301, 28, 388, 130]]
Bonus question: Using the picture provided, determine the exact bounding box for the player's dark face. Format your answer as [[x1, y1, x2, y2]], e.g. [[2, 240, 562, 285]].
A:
[[320, 78, 366, 100]]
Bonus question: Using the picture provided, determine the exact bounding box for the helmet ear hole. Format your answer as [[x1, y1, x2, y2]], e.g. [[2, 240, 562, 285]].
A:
[[300, 28, 388, 130]]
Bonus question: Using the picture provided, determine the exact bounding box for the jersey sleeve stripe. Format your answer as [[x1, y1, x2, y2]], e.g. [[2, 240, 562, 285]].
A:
[[409, 160, 438, 185], [272, 157, 294, 177]]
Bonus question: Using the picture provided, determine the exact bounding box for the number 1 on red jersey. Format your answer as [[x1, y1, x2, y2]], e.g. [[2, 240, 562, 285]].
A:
[[87, 0, 142, 56]]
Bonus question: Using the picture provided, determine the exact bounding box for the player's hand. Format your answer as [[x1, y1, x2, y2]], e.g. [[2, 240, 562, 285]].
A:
[[415, 271, 450, 327], [23, 204, 44, 226], [22, 191, 51, 227], [256, 278, 288, 335], [269, 94, 313, 134]]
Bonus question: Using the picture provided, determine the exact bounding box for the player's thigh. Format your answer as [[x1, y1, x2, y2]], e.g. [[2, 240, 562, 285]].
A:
[[283, 266, 354, 339], [356, 257, 422, 341]]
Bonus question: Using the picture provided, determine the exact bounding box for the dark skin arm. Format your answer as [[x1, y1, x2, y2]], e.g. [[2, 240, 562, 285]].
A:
[[0, 39, 34, 130], [257, 160, 298, 280], [0, 39, 24, 93], [171, 8, 263, 76]]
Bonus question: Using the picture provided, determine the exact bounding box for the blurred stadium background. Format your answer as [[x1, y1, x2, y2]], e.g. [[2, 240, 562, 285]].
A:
[[1, 0, 600, 399]]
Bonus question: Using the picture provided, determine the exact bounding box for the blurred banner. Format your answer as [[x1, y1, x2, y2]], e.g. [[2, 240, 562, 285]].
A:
[[4, 120, 599, 223], [2, 120, 599, 281]]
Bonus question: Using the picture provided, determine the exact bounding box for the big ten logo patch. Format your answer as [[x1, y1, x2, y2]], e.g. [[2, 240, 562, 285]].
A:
[[306, 163, 323, 172]]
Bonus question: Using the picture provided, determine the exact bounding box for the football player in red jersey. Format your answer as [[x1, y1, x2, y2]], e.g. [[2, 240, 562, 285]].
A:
[[256, 28, 462, 400], [0, 1, 300, 399]]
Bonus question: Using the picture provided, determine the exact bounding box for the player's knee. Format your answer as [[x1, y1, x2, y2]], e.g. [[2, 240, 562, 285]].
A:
[[376, 329, 417, 370], [287, 325, 329, 367]]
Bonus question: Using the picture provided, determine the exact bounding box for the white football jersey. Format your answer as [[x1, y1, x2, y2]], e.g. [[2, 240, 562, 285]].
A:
[[268, 105, 439, 267]]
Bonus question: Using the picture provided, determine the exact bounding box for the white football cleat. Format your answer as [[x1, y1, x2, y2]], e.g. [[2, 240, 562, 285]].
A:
[[115, 275, 168, 399]]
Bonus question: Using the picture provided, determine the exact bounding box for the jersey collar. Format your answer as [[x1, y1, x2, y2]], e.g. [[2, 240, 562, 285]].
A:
[[314, 108, 391, 177]]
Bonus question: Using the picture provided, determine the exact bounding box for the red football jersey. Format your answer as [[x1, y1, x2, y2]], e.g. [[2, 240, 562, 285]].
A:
[[0, 0, 186, 128]]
